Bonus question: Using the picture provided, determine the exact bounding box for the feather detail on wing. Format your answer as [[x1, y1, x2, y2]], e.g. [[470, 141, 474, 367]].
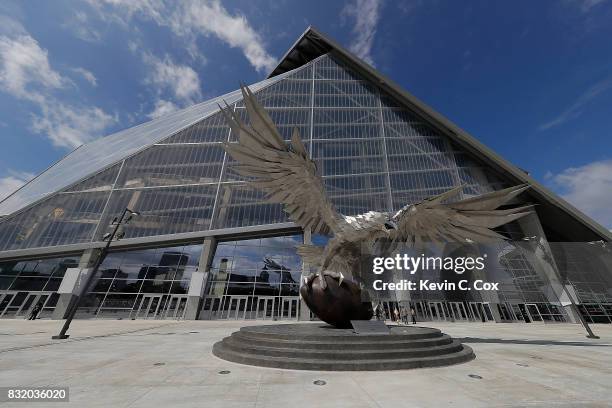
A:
[[296, 244, 324, 268], [220, 85, 339, 235], [390, 184, 532, 244]]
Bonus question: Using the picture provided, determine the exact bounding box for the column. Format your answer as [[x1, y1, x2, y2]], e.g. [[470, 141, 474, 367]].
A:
[[299, 228, 312, 321], [52, 248, 102, 319], [184, 236, 217, 320]]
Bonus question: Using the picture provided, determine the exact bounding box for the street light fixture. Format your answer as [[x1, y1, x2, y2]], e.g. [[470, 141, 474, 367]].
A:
[[52, 207, 139, 339]]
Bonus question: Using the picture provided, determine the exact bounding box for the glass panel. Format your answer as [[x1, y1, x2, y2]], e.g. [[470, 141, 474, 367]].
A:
[[205, 234, 302, 303], [9, 277, 49, 291], [0, 191, 109, 251], [213, 183, 286, 229], [65, 164, 120, 193], [115, 144, 225, 188], [0, 68, 302, 217], [97, 184, 217, 239], [70, 243, 203, 319], [162, 112, 229, 144]]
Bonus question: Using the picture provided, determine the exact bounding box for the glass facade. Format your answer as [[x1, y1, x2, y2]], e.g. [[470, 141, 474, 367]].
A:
[[0, 46, 609, 325], [0, 70, 299, 217], [0, 53, 506, 252], [0, 255, 79, 318], [200, 234, 303, 320], [76, 244, 201, 319], [551, 243, 612, 323]]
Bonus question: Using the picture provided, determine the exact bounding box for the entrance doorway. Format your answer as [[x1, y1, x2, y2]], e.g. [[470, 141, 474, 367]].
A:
[[280, 297, 299, 320], [224, 296, 249, 319], [134, 295, 163, 319], [0, 291, 54, 318], [429, 302, 447, 321], [525, 303, 544, 322], [497, 302, 518, 321], [449, 302, 469, 321], [469, 302, 495, 322], [163, 295, 188, 320], [255, 296, 275, 320]]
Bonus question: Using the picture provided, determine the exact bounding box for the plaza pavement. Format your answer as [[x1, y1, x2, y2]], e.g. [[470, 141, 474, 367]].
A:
[[0, 318, 611, 407]]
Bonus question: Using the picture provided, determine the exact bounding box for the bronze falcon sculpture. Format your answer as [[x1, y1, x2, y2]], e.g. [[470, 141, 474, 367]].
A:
[[221, 86, 532, 327]]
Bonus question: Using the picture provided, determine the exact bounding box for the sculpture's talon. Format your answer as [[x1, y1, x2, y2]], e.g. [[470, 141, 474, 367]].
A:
[[318, 273, 327, 290], [338, 272, 344, 287]]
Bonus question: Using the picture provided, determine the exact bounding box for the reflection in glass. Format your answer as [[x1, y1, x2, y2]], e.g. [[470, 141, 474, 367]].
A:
[[74, 243, 202, 319]]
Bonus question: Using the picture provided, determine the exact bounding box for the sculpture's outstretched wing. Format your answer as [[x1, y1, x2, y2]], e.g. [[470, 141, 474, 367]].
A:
[[220, 86, 340, 235], [390, 184, 532, 244]]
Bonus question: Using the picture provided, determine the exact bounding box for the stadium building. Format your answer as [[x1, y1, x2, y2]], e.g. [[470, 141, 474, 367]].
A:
[[0, 28, 610, 324]]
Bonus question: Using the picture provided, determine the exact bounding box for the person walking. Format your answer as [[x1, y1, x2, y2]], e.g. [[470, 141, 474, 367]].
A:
[[28, 302, 43, 320], [393, 307, 400, 324], [375, 302, 383, 321], [410, 305, 417, 325], [402, 306, 409, 325]]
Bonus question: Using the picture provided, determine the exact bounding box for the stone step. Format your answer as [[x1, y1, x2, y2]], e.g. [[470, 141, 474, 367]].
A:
[[212, 342, 475, 371], [230, 331, 454, 350], [221, 336, 464, 360], [235, 324, 443, 342]]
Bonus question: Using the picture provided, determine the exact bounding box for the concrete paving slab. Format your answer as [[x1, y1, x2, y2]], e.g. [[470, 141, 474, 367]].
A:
[[0, 319, 610, 407]]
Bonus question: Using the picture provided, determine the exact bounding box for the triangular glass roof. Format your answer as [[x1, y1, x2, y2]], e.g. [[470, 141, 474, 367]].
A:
[[264, 27, 612, 242], [0, 69, 298, 216]]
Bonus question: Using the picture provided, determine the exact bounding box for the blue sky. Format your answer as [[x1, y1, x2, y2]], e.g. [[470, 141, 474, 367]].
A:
[[0, 0, 611, 228]]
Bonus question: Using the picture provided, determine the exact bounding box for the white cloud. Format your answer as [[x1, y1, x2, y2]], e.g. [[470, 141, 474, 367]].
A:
[[72, 67, 98, 86], [572, 0, 608, 12], [63, 10, 102, 42], [142, 52, 201, 103], [89, 0, 276, 73], [0, 34, 64, 101], [30, 103, 117, 149], [171, 1, 276, 73], [539, 78, 612, 130], [342, 0, 383, 66], [87, 0, 166, 25], [550, 159, 612, 228], [0, 170, 34, 202], [147, 99, 178, 119], [0, 26, 116, 148]]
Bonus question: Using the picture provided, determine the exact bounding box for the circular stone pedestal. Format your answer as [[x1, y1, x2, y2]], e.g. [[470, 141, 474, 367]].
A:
[[212, 323, 475, 371]]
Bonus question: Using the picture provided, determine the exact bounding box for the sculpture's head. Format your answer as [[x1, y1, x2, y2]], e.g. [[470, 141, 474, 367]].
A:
[[383, 220, 397, 232], [374, 219, 397, 238]]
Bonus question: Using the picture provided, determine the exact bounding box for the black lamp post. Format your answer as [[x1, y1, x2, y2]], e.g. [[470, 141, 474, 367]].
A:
[[52, 208, 139, 340]]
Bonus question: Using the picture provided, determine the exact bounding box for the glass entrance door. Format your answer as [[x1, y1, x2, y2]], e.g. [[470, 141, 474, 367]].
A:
[[429, 302, 447, 321], [255, 296, 275, 320], [449, 302, 469, 321], [0, 292, 17, 317], [497, 302, 518, 321], [280, 297, 299, 320], [202, 296, 223, 320], [0, 292, 53, 318], [163, 295, 187, 320], [469, 302, 495, 322], [15, 293, 50, 318], [525, 303, 544, 323], [134, 295, 163, 319], [225, 296, 248, 319]]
